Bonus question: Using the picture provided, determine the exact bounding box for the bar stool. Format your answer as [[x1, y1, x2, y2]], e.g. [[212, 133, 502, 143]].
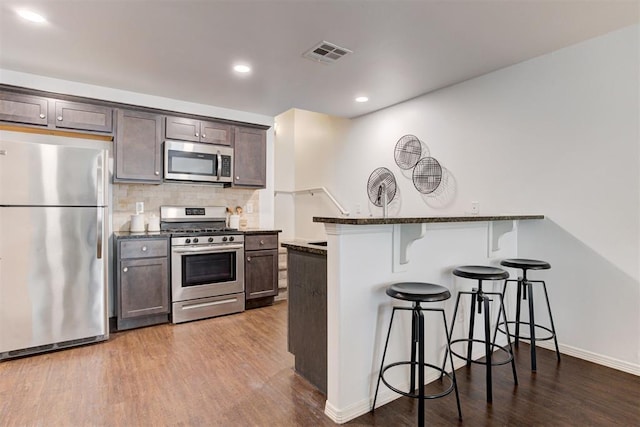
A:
[[372, 282, 462, 426], [445, 266, 517, 403], [499, 258, 561, 371]]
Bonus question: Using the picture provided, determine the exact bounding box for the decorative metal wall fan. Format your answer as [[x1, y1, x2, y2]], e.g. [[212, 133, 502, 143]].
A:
[[412, 157, 443, 194], [367, 167, 397, 207], [394, 135, 422, 170]]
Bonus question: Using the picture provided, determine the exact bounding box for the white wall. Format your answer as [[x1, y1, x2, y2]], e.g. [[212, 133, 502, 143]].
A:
[[274, 109, 296, 240], [283, 25, 640, 371], [274, 109, 351, 241]]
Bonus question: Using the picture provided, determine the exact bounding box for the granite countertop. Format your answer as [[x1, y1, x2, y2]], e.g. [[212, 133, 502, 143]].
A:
[[281, 240, 328, 256], [242, 229, 282, 235], [313, 214, 544, 225], [115, 229, 281, 239], [114, 231, 169, 239]]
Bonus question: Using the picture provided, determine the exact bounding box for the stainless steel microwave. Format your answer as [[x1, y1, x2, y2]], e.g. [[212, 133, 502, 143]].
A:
[[164, 140, 233, 184]]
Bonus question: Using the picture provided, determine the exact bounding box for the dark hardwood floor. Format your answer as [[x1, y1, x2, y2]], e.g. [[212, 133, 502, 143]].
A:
[[1, 300, 638, 426]]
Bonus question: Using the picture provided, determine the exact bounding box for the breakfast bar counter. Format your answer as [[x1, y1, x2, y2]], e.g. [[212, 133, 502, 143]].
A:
[[311, 214, 544, 423]]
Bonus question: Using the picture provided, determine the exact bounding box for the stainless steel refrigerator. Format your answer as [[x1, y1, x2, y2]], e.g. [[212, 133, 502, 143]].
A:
[[0, 130, 110, 359]]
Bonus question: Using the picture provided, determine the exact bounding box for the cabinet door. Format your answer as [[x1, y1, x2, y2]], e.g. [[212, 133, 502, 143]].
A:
[[287, 250, 327, 394], [233, 126, 266, 187], [0, 92, 48, 126], [54, 101, 113, 133], [245, 249, 278, 299], [115, 109, 162, 183], [119, 257, 169, 319], [200, 120, 232, 145], [165, 116, 200, 142]]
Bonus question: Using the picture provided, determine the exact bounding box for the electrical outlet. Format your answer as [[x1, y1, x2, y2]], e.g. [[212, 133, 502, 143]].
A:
[[471, 201, 480, 215], [135, 202, 144, 215], [355, 204, 362, 214], [246, 203, 253, 214]]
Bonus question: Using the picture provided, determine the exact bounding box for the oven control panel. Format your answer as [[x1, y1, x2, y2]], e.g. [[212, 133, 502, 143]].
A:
[[185, 207, 206, 216], [171, 234, 244, 247]]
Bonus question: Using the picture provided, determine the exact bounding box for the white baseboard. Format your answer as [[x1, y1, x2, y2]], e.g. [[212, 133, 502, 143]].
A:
[[536, 341, 640, 376], [324, 369, 448, 424]]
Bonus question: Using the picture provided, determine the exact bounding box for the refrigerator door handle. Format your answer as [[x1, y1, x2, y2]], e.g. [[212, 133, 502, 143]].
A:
[[96, 152, 104, 206], [97, 208, 103, 259]]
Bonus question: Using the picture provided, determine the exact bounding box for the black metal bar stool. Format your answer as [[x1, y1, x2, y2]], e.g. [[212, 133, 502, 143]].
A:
[[372, 282, 462, 427], [499, 258, 561, 371], [445, 266, 517, 403]]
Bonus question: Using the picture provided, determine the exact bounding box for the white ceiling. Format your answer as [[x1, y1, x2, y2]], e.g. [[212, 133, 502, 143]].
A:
[[1, 1, 638, 119]]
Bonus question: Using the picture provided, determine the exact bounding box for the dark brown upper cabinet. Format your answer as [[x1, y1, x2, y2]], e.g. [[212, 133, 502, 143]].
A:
[[54, 100, 113, 133], [165, 116, 232, 145], [0, 92, 49, 126], [114, 109, 163, 183], [233, 126, 266, 188]]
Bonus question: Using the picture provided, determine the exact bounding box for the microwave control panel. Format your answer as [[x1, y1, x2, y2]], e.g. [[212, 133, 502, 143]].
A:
[[221, 155, 232, 177]]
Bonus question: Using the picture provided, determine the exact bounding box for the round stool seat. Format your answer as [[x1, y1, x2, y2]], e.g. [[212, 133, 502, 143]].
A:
[[501, 258, 551, 270], [452, 265, 509, 280], [386, 282, 451, 303]]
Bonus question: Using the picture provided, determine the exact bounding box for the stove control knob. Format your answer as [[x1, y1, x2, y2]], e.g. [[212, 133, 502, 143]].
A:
[[193, 238, 199, 243], [208, 237, 214, 243], [185, 238, 191, 244], [229, 236, 235, 242], [222, 236, 228, 242]]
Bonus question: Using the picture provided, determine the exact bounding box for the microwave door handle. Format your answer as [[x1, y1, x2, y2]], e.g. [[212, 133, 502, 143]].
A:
[[173, 244, 244, 254], [217, 151, 222, 181]]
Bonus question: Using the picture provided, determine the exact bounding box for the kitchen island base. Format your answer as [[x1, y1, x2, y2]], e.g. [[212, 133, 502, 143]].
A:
[[313, 215, 543, 423]]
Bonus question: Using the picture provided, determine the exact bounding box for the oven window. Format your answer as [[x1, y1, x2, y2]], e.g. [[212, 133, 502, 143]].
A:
[[182, 252, 236, 287], [168, 150, 216, 176]]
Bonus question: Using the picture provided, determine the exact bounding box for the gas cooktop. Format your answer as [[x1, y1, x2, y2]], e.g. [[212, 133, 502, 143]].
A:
[[159, 205, 241, 237]]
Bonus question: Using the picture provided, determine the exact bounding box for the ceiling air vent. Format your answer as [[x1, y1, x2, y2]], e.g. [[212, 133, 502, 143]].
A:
[[303, 41, 352, 64]]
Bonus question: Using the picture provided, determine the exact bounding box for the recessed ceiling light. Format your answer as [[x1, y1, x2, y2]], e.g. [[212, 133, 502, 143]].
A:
[[16, 9, 46, 23], [355, 96, 369, 103], [233, 64, 251, 73]]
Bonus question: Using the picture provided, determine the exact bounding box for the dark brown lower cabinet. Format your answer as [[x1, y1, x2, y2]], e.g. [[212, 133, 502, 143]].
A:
[[287, 248, 327, 394], [245, 232, 279, 309], [116, 236, 170, 330]]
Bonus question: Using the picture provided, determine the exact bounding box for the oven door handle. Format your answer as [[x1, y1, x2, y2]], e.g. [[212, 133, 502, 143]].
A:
[[172, 244, 244, 254]]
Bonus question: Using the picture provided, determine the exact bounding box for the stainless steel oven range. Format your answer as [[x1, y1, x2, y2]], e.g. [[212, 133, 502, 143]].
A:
[[161, 206, 244, 324]]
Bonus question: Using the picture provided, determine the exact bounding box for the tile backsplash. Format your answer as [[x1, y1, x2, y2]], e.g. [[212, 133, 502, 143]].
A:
[[112, 182, 260, 232]]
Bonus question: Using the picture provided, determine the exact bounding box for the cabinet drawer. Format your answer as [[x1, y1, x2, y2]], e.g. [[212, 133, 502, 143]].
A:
[[119, 239, 168, 259], [245, 234, 278, 251]]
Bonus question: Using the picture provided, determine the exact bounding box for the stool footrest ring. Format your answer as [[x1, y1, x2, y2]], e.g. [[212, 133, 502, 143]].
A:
[[497, 321, 556, 341], [380, 361, 456, 400], [449, 338, 514, 366]]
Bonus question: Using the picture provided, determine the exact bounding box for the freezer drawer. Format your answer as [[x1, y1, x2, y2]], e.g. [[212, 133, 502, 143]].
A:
[[0, 206, 108, 357]]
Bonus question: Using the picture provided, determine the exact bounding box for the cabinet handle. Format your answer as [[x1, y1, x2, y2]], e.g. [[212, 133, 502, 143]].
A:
[[142, 246, 147, 251], [247, 256, 251, 262], [39, 113, 46, 119], [123, 267, 128, 272], [236, 176, 240, 180], [155, 171, 160, 175], [202, 134, 206, 138], [57, 116, 63, 121], [260, 240, 265, 245], [195, 132, 199, 137]]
